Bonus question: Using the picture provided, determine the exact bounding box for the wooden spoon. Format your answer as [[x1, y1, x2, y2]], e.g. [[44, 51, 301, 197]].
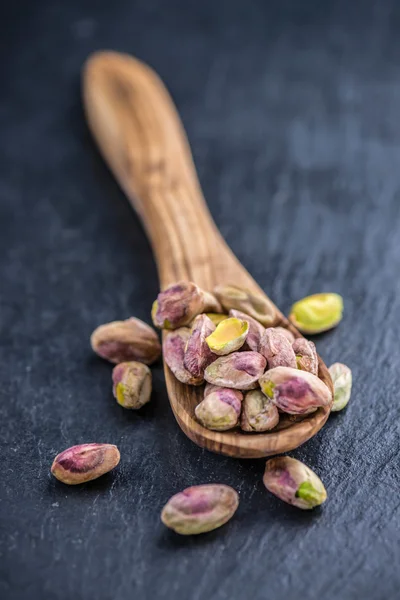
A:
[[83, 51, 333, 458]]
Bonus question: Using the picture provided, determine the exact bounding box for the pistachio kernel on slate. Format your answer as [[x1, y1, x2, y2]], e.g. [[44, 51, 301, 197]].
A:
[[51, 444, 120, 485], [161, 484, 239, 535], [263, 456, 327, 509], [91, 317, 161, 365], [289, 293, 343, 334], [112, 361, 152, 409]]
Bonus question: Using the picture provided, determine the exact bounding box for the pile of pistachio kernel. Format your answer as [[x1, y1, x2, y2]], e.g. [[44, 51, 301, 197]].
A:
[[152, 281, 347, 433], [50, 280, 352, 531]]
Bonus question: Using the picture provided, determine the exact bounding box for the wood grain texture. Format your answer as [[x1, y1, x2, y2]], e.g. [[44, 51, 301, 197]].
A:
[[83, 51, 333, 458]]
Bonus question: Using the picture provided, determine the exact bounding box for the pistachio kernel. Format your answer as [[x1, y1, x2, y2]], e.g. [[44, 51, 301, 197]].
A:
[[195, 388, 242, 431], [329, 362, 352, 412], [112, 361, 152, 409], [263, 456, 327, 509], [161, 484, 239, 535], [51, 443, 120, 485], [240, 390, 279, 432], [259, 366, 332, 414], [289, 293, 343, 334], [163, 328, 204, 385], [205, 351, 267, 390], [205, 317, 249, 356]]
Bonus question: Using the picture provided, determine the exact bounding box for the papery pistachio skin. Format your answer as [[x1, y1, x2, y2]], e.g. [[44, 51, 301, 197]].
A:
[[229, 309, 265, 352], [289, 293, 343, 334], [206, 313, 229, 327], [204, 352, 267, 390], [195, 389, 242, 431], [91, 317, 161, 365], [51, 443, 120, 485], [213, 284, 277, 327], [240, 390, 279, 432], [274, 327, 295, 344], [260, 328, 297, 369], [163, 328, 204, 385], [112, 362, 152, 409], [152, 281, 222, 329], [292, 338, 318, 376], [205, 317, 248, 356], [263, 457, 327, 509], [259, 366, 332, 414], [329, 363, 352, 412], [161, 484, 239, 535], [183, 314, 216, 377]]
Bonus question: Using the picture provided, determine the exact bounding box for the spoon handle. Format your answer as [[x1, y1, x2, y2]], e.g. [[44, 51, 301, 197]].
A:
[[83, 51, 229, 289]]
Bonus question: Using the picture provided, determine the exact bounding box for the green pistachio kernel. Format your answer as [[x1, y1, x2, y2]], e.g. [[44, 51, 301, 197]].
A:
[[206, 317, 248, 356], [289, 293, 343, 334], [329, 362, 352, 412]]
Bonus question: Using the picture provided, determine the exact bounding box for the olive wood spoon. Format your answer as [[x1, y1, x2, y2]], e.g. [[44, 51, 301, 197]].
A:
[[83, 51, 333, 458]]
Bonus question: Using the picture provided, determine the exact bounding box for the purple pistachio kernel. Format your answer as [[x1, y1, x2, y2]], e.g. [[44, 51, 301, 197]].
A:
[[184, 314, 217, 377], [90, 317, 161, 365], [292, 338, 318, 375], [204, 351, 266, 390], [259, 328, 297, 369], [161, 484, 239, 534], [259, 366, 332, 414], [152, 281, 222, 329], [163, 328, 204, 385], [51, 443, 120, 485]]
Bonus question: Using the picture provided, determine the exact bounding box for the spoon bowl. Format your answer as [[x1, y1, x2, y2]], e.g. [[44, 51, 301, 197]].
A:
[[83, 51, 332, 458]]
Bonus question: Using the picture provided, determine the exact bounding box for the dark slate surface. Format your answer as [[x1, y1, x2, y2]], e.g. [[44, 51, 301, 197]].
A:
[[1, 1, 399, 598]]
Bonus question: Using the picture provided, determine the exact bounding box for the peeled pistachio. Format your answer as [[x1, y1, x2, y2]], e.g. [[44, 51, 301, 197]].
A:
[[292, 338, 318, 375], [205, 317, 248, 356], [161, 484, 239, 535], [206, 313, 229, 326], [112, 361, 151, 409], [183, 314, 216, 377], [163, 328, 204, 385], [152, 281, 222, 329], [329, 362, 352, 412], [90, 317, 161, 365], [213, 284, 277, 327], [229, 309, 265, 352], [51, 443, 120, 485], [205, 351, 266, 390], [240, 390, 279, 432], [259, 328, 297, 369], [195, 388, 242, 431], [289, 293, 343, 334], [263, 456, 327, 509], [259, 366, 332, 414]]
